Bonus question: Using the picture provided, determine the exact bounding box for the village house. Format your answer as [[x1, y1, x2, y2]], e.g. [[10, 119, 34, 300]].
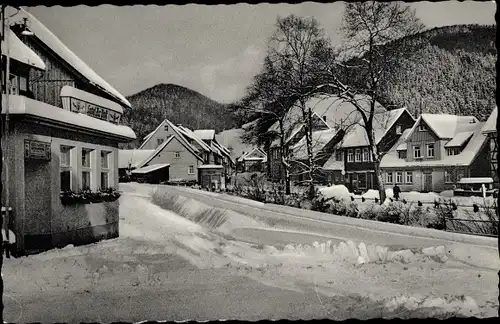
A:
[[268, 95, 386, 185], [236, 147, 267, 173], [1, 8, 136, 255], [481, 107, 498, 188], [379, 113, 490, 193], [123, 119, 234, 189], [326, 107, 415, 192]]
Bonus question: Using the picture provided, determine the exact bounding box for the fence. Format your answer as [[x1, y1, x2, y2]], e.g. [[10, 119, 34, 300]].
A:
[[347, 196, 498, 237]]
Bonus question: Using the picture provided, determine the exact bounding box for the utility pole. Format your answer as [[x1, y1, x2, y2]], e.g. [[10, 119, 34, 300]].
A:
[[0, 5, 5, 323]]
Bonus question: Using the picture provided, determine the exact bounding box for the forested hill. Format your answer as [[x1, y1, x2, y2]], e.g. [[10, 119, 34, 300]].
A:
[[345, 24, 497, 120], [121, 83, 238, 148]]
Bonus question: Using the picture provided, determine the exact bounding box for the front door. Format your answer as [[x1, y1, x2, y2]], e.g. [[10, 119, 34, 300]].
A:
[[423, 172, 433, 192], [24, 159, 52, 249]]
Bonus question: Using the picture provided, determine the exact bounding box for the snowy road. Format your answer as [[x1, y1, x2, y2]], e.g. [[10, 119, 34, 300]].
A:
[[2, 183, 499, 322]]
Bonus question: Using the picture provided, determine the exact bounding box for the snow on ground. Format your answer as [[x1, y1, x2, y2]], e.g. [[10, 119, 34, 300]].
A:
[[3, 189, 498, 319]]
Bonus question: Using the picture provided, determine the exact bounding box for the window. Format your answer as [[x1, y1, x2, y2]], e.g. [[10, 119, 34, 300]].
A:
[[426, 143, 435, 158], [386, 172, 393, 183], [60, 146, 73, 191], [355, 149, 361, 162], [347, 150, 354, 162], [335, 150, 343, 161], [418, 123, 426, 132], [396, 125, 402, 135], [188, 165, 195, 175], [413, 145, 421, 159], [362, 148, 370, 162], [447, 148, 460, 156], [8, 74, 19, 95], [175, 151, 181, 159], [82, 149, 92, 168], [82, 148, 93, 190], [157, 138, 164, 146], [164, 124, 169, 131], [398, 150, 407, 159], [396, 171, 403, 184], [445, 170, 453, 183], [405, 171, 413, 184], [100, 151, 111, 189], [19, 76, 27, 92]]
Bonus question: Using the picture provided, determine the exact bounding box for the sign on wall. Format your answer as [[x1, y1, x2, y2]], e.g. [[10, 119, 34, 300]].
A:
[[24, 140, 51, 161], [69, 98, 121, 124]]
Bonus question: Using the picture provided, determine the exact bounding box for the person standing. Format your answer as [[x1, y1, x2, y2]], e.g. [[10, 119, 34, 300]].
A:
[[393, 184, 401, 201]]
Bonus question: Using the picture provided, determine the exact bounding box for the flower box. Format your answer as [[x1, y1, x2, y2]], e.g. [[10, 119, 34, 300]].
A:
[[60, 188, 121, 206]]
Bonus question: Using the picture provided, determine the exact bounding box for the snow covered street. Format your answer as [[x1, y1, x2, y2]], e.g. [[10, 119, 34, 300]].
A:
[[2, 184, 499, 322]]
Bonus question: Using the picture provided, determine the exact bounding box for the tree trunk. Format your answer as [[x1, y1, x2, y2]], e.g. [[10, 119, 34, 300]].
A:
[[302, 99, 316, 200], [279, 120, 291, 195], [374, 160, 386, 203]]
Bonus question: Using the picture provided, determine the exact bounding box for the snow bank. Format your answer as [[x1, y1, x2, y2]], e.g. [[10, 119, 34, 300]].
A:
[[318, 185, 351, 201], [385, 294, 479, 317]]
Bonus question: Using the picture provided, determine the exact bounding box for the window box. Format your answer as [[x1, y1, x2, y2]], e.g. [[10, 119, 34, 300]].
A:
[[60, 188, 121, 205]]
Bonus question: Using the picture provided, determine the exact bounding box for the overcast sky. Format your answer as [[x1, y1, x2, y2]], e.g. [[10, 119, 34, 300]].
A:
[[27, 1, 496, 103]]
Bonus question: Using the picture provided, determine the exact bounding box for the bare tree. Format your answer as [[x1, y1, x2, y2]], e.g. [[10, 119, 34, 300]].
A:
[[318, 2, 424, 203], [268, 14, 336, 199], [238, 56, 300, 195]]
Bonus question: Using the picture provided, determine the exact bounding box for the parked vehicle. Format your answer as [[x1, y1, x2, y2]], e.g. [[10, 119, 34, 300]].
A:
[[453, 177, 497, 197]]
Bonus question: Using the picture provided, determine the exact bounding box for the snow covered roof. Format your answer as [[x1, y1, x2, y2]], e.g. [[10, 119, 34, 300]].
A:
[[118, 149, 156, 169], [237, 147, 267, 162], [12, 8, 131, 108], [292, 129, 339, 160], [136, 135, 175, 168], [2, 94, 136, 141], [322, 153, 344, 171], [482, 107, 497, 134], [193, 129, 215, 141], [444, 131, 474, 148], [339, 108, 410, 148], [380, 121, 487, 168], [177, 125, 212, 152], [60, 86, 123, 114], [408, 114, 479, 140], [131, 163, 170, 174], [198, 164, 224, 169], [1, 28, 45, 70], [143, 131, 155, 141], [269, 94, 386, 135], [458, 177, 494, 184]]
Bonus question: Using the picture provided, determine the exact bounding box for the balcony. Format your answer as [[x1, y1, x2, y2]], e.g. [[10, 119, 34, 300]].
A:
[[1, 94, 136, 141]]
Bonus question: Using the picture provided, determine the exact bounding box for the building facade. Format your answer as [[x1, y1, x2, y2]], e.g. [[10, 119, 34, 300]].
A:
[[380, 114, 490, 193], [2, 9, 136, 254]]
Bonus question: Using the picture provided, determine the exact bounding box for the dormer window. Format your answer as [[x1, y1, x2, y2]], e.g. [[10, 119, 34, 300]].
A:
[[396, 125, 402, 135], [447, 148, 460, 156], [398, 150, 407, 159], [418, 124, 426, 132]]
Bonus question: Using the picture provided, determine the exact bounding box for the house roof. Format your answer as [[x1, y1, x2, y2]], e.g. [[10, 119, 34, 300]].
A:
[[408, 114, 479, 140], [482, 107, 497, 134], [444, 131, 474, 148], [237, 147, 267, 162], [177, 125, 212, 152], [1, 28, 45, 70], [12, 8, 131, 108], [380, 121, 487, 168], [131, 163, 170, 174], [339, 108, 410, 148], [322, 153, 345, 171], [118, 149, 156, 169], [193, 129, 215, 141], [292, 129, 339, 160]]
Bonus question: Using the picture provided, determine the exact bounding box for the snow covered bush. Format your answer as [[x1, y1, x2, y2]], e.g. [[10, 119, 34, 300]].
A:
[[358, 203, 383, 220], [326, 198, 359, 218], [376, 203, 403, 224], [318, 184, 351, 201]]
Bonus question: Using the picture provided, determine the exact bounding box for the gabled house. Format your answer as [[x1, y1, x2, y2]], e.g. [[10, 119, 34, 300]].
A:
[[482, 107, 498, 188], [132, 119, 205, 184], [331, 108, 415, 192], [1, 8, 136, 254], [380, 113, 489, 193], [118, 149, 155, 179], [126, 119, 233, 189], [267, 94, 387, 184], [236, 147, 267, 173]]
